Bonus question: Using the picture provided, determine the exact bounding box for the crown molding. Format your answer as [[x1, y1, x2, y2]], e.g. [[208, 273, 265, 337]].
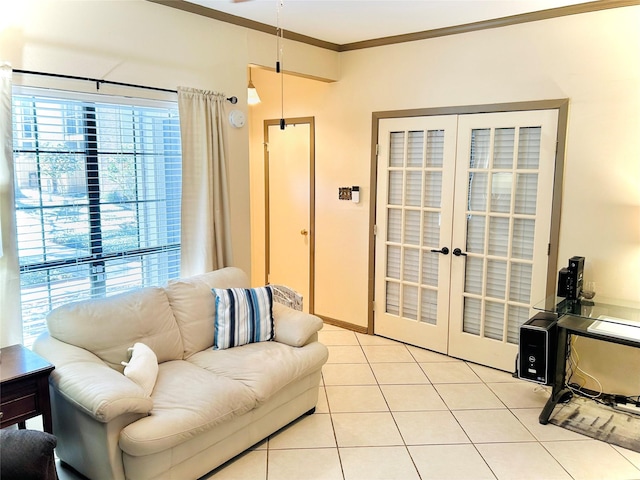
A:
[[147, 0, 640, 53]]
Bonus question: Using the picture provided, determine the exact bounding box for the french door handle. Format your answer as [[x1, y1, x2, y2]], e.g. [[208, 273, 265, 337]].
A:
[[430, 247, 449, 255], [453, 248, 468, 257]]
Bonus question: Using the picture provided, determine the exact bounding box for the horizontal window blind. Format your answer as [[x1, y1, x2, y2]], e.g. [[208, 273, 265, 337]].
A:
[[463, 126, 541, 344], [12, 89, 182, 346], [385, 128, 445, 325]]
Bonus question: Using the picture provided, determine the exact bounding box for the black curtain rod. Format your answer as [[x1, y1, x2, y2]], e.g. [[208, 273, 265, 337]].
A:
[[13, 69, 238, 104]]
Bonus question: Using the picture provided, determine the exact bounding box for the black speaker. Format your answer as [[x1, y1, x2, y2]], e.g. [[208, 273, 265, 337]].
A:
[[518, 313, 557, 385]]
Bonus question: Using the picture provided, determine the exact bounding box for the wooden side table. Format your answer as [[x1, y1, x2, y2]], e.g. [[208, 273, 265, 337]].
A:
[[0, 344, 55, 433]]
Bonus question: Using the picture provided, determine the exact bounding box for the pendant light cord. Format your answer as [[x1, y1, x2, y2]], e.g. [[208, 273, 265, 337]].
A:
[[276, 0, 285, 129]]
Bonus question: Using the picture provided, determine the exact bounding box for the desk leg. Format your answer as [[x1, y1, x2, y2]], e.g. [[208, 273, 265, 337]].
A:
[[539, 326, 569, 424]]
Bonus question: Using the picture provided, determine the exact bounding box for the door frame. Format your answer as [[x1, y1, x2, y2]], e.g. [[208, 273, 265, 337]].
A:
[[368, 100, 569, 334], [264, 117, 316, 313]]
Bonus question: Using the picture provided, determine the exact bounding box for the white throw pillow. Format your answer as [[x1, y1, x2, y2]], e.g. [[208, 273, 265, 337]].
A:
[[121, 342, 158, 397]]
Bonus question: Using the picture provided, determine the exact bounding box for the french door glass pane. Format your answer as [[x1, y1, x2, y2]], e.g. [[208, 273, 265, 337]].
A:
[[421, 288, 437, 324], [463, 297, 481, 335], [403, 248, 420, 283], [426, 130, 445, 167], [484, 301, 505, 340], [470, 129, 490, 168], [515, 173, 538, 215], [488, 217, 509, 257], [490, 172, 512, 213], [517, 127, 541, 169], [421, 252, 438, 286], [388, 171, 403, 205], [464, 257, 483, 295], [466, 215, 485, 253], [424, 172, 442, 208], [387, 209, 402, 243], [486, 259, 507, 299], [493, 128, 515, 169], [403, 285, 419, 320], [386, 282, 400, 315], [468, 173, 488, 211], [509, 262, 532, 303], [404, 210, 421, 245], [389, 132, 404, 167], [512, 218, 535, 259], [406, 171, 422, 206], [407, 131, 424, 167], [387, 245, 401, 279], [422, 211, 440, 247], [508, 305, 530, 343]]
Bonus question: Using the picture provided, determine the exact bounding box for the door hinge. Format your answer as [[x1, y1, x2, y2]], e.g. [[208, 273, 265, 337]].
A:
[[373, 225, 378, 236], [547, 243, 551, 256], [376, 144, 380, 156]]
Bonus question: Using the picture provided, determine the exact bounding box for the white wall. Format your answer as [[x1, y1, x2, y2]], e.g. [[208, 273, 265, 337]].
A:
[[0, 0, 339, 278], [249, 6, 640, 392]]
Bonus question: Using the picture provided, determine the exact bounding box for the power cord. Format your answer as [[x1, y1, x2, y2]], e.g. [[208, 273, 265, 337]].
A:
[[565, 336, 603, 400]]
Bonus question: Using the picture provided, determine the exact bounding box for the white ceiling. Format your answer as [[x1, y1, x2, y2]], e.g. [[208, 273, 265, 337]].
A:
[[185, 0, 594, 45]]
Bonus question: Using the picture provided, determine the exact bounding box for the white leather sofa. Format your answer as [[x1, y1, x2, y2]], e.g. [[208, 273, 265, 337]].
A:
[[33, 267, 328, 480]]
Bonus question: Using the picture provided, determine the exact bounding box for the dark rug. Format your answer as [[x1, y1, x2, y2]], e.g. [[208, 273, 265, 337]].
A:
[[549, 396, 640, 453]]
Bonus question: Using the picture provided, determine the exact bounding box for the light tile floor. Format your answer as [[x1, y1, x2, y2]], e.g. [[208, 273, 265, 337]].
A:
[[54, 323, 640, 480]]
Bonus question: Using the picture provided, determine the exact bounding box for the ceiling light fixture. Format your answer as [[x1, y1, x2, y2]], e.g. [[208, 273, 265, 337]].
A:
[[247, 68, 261, 105]]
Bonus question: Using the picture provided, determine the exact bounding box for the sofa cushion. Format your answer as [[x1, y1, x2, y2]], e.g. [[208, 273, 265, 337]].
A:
[[122, 342, 159, 397], [165, 267, 250, 358], [119, 360, 256, 457], [212, 286, 274, 350], [187, 340, 329, 404], [46, 287, 183, 370]]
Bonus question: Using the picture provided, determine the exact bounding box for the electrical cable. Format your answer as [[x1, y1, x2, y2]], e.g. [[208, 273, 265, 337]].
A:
[[565, 336, 603, 400]]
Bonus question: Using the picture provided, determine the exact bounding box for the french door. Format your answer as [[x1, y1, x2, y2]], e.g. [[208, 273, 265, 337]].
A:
[[374, 109, 558, 371]]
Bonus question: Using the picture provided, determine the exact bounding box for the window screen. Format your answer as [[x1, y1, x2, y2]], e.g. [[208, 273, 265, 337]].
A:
[[12, 89, 182, 346]]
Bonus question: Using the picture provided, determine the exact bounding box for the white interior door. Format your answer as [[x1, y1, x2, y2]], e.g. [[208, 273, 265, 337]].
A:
[[448, 110, 558, 370], [374, 109, 559, 370], [374, 116, 458, 353], [266, 121, 312, 312]]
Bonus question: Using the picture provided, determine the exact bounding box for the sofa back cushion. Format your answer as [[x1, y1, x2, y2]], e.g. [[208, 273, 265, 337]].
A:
[[46, 287, 184, 370], [164, 267, 250, 358]]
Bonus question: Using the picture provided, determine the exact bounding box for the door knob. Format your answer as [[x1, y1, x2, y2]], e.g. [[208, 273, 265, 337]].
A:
[[430, 247, 449, 255], [453, 248, 468, 257], [300, 229, 309, 236]]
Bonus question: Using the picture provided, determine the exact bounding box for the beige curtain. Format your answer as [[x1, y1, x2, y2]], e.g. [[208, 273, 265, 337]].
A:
[[0, 63, 23, 347], [177, 87, 233, 277]]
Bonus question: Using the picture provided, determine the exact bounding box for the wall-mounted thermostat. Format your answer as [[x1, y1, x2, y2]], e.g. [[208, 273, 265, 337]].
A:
[[352, 186, 360, 203]]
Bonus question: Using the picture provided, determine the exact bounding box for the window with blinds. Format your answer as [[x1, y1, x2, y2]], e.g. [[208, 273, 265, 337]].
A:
[[12, 89, 182, 346]]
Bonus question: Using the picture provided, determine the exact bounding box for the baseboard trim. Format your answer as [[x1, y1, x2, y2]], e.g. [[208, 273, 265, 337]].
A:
[[316, 315, 368, 334]]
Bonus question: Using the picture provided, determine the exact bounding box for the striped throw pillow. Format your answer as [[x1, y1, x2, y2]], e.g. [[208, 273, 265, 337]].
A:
[[212, 286, 275, 350]]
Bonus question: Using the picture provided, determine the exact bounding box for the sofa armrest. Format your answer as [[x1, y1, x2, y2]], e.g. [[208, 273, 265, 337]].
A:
[[33, 333, 153, 423], [272, 302, 323, 347]]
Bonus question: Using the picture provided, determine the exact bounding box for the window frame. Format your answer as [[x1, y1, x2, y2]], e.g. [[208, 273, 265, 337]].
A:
[[12, 87, 182, 345]]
